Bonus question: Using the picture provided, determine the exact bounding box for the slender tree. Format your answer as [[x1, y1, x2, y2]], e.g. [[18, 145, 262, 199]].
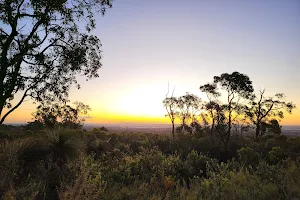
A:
[[212, 71, 254, 150], [200, 83, 221, 137], [245, 89, 295, 138], [176, 93, 202, 133], [0, 0, 113, 124], [163, 96, 178, 138]]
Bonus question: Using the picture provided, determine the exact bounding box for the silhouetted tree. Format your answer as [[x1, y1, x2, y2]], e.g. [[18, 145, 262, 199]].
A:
[[267, 119, 281, 135], [176, 124, 192, 134], [163, 96, 178, 138], [200, 83, 221, 137], [214, 105, 228, 148], [212, 72, 254, 150], [189, 95, 203, 123], [0, 0, 113, 124], [245, 89, 295, 138], [34, 104, 60, 129], [24, 119, 45, 130], [177, 93, 202, 133], [190, 121, 202, 135], [33, 102, 91, 129]]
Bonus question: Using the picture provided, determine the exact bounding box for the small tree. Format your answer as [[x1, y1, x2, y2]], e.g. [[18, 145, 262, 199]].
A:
[[163, 84, 178, 138], [200, 83, 221, 137], [245, 89, 295, 138], [163, 96, 178, 138], [33, 103, 61, 129], [61, 102, 91, 129], [190, 121, 202, 135], [268, 119, 282, 135], [176, 93, 202, 133], [32, 102, 91, 129]]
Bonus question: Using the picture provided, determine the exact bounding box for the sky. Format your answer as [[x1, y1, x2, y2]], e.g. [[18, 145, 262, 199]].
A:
[[4, 0, 300, 125]]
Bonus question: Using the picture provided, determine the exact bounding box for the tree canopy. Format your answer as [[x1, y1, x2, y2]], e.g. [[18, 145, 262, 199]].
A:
[[0, 0, 113, 123], [30, 101, 91, 129], [245, 89, 295, 138], [210, 72, 254, 150]]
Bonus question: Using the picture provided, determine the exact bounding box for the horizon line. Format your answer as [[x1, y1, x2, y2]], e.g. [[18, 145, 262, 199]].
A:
[[3, 122, 300, 127]]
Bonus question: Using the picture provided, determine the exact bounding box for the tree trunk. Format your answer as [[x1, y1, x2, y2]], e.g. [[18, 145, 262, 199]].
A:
[[255, 123, 260, 139], [0, 89, 29, 124], [225, 112, 232, 151], [181, 118, 185, 133], [224, 137, 229, 151], [0, 99, 4, 124], [211, 119, 215, 137], [171, 121, 175, 139]]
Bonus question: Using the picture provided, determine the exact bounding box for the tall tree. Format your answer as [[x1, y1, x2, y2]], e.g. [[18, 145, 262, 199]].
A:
[[163, 96, 178, 138], [0, 0, 112, 123], [245, 89, 295, 138], [212, 71, 254, 150], [200, 83, 221, 137]]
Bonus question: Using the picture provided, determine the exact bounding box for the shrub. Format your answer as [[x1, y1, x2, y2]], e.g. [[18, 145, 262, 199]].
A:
[[238, 147, 260, 167]]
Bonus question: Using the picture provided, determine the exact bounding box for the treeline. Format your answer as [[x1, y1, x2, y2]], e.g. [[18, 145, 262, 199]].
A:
[[163, 71, 295, 150]]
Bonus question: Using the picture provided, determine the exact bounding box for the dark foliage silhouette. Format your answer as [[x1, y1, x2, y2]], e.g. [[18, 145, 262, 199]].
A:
[[163, 96, 178, 138], [31, 102, 91, 129], [245, 89, 295, 138], [212, 71, 254, 150], [0, 0, 113, 123], [164, 71, 295, 151]]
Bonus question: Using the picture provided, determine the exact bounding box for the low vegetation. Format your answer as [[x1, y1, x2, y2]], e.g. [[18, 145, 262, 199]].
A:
[[0, 124, 300, 199]]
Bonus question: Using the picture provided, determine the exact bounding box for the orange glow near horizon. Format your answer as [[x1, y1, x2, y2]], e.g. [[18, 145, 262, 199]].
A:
[[4, 103, 299, 126], [2, 81, 300, 126], [5, 112, 300, 126]]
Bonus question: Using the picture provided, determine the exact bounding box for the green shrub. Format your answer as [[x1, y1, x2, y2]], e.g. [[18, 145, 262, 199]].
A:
[[268, 146, 288, 164], [238, 147, 260, 166]]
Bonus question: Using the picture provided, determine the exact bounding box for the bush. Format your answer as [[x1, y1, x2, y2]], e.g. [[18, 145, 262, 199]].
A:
[[1, 126, 300, 199], [238, 147, 260, 167]]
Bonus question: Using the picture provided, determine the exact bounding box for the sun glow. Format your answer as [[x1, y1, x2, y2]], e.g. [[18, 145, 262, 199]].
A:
[[116, 90, 164, 116]]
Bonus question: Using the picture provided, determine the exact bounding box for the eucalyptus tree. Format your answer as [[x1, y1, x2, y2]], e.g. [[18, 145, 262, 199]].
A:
[[203, 72, 254, 150], [245, 89, 295, 138], [176, 93, 202, 133], [200, 83, 221, 137], [163, 96, 178, 138], [0, 0, 113, 124], [33, 101, 91, 129]]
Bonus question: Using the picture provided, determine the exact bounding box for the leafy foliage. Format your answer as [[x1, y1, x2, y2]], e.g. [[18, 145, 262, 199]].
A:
[[29, 101, 91, 129], [245, 89, 295, 138], [165, 71, 295, 150], [0, 0, 113, 123]]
